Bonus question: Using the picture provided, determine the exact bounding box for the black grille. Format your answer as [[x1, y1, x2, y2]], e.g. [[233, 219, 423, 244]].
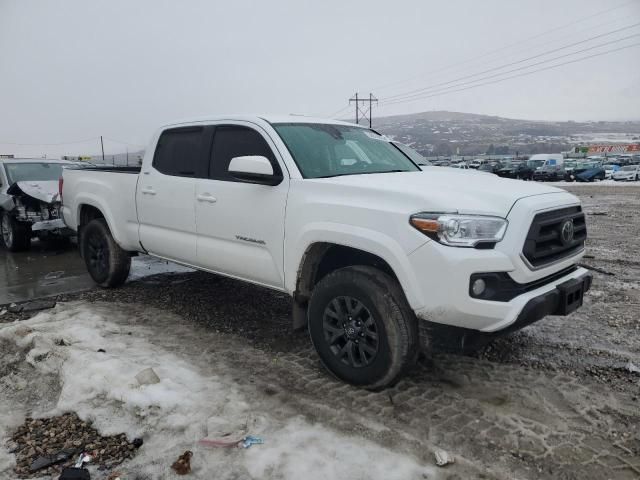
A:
[[522, 206, 586, 268]]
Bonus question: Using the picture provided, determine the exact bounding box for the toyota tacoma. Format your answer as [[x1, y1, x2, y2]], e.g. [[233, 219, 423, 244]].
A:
[[61, 116, 592, 389]]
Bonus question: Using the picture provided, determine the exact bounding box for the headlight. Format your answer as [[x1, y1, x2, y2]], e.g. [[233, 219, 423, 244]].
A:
[[410, 213, 508, 247]]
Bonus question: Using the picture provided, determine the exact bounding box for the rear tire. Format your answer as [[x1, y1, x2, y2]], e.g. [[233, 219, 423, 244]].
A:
[[308, 265, 419, 390], [81, 218, 131, 287], [1, 212, 31, 252]]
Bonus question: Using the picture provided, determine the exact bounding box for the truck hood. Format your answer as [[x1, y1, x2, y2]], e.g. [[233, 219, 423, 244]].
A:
[[314, 169, 566, 217], [7, 181, 60, 204]]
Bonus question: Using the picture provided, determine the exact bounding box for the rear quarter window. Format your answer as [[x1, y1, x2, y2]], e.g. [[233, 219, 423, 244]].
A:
[[153, 127, 207, 177]]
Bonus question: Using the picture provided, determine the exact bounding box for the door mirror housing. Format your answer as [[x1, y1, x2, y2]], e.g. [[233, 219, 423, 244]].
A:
[[228, 156, 282, 185]]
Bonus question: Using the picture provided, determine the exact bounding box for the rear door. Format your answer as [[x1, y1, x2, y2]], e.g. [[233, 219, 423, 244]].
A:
[[194, 123, 289, 289], [136, 126, 208, 265]]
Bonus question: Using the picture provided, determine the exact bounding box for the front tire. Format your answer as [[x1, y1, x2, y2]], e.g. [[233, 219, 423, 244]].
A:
[[81, 218, 131, 287], [308, 266, 419, 390], [1, 212, 31, 252]]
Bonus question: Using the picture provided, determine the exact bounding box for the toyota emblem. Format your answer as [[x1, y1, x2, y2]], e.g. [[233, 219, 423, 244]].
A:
[[561, 219, 574, 245]]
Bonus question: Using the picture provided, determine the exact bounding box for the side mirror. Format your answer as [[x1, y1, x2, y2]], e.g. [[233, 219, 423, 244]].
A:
[[228, 156, 282, 186]]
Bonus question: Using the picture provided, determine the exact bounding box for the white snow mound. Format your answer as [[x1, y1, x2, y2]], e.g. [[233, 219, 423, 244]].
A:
[[0, 303, 434, 479]]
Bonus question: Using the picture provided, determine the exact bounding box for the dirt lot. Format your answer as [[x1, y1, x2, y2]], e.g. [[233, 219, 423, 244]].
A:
[[1, 184, 639, 479]]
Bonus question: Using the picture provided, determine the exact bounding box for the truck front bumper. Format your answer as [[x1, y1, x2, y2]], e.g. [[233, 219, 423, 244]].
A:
[[408, 230, 592, 334]]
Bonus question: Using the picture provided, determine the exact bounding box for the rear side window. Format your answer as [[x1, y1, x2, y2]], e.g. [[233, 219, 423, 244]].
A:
[[210, 126, 280, 181], [153, 127, 207, 177]]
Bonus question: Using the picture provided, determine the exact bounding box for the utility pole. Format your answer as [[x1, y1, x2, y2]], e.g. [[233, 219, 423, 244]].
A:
[[100, 136, 105, 164], [349, 92, 378, 128]]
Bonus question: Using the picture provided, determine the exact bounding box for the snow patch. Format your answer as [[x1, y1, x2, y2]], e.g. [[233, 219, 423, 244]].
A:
[[0, 303, 434, 479]]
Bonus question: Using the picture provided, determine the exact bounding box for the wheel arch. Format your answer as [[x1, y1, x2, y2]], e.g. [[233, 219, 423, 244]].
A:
[[291, 241, 421, 330], [73, 196, 138, 251]]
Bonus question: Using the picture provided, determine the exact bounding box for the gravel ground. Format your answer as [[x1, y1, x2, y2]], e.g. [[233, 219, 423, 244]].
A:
[[8, 413, 140, 478], [1, 184, 639, 479]]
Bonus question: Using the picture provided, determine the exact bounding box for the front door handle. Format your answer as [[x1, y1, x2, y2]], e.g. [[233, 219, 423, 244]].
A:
[[197, 193, 217, 203], [141, 187, 156, 195]]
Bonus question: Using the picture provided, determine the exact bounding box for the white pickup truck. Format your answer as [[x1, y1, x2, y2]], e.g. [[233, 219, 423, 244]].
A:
[[61, 115, 592, 389]]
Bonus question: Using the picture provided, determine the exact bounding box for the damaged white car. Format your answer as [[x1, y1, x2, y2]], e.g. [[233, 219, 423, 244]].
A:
[[0, 158, 79, 251]]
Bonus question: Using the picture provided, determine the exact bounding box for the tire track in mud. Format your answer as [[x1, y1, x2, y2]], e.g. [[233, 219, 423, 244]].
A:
[[118, 303, 640, 480]]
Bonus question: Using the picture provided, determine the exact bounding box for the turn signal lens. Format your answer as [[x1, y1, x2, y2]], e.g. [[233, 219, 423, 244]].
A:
[[409, 217, 440, 234]]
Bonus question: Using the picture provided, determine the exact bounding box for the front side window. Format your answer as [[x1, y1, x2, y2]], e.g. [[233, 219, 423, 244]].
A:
[[153, 127, 206, 177], [209, 126, 280, 181], [273, 123, 419, 178], [4, 162, 64, 184]]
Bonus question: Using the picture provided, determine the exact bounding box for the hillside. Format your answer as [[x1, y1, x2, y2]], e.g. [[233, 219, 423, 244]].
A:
[[371, 111, 640, 156]]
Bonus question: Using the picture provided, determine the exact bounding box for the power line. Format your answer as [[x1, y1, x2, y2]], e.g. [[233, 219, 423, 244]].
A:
[[371, 0, 637, 93], [382, 33, 640, 105], [378, 41, 640, 108], [382, 22, 640, 103], [102, 136, 145, 148], [327, 104, 352, 119]]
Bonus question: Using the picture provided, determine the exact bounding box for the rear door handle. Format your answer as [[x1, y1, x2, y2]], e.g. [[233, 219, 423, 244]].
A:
[[197, 193, 217, 203], [141, 187, 156, 195]]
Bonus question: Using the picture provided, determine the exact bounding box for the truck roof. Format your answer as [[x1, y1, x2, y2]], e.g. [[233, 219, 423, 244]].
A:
[[161, 114, 362, 130]]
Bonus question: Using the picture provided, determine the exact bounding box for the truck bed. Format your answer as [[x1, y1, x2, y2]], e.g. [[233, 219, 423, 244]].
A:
[[61, 167, 142, 251]]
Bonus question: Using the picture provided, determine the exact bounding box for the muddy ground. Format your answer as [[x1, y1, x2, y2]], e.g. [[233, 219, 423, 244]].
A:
[[1, 184, 639, 479]]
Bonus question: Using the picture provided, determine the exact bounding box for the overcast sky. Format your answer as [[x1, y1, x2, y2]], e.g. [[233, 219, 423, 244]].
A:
[[1, 0, 639, 157]]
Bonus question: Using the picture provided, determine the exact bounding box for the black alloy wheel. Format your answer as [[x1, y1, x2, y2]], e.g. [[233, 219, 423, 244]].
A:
[[86, 228, 110, 282], [322, 296, 379, 368], [81, 218, 131, 287]]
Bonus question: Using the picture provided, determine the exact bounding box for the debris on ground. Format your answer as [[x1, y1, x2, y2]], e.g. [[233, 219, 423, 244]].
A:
[[135, 367, 160, 386], [577, 263, 615, 276], [58, 453, 92, 480], [626, 361, 640, 374], [171, 450, 193, 475], [0, 308, 6, 316], [10, 413, 140, 478], [198, 435, 264, 449], [30, 449, 77, 472], [239, 435, 263, 449], [434, 449, 454, 467], [59, 467, 91, 480], [44, 271, 65, 280], [7, 299, 57, 314]]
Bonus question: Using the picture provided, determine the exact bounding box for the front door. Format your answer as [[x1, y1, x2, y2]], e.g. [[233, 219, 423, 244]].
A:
[[194, 123, 289, 289], [137, 126, 208, 265]]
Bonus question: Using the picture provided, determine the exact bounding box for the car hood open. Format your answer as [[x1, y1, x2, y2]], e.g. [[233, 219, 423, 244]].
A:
[[7, 181, 60, 204]]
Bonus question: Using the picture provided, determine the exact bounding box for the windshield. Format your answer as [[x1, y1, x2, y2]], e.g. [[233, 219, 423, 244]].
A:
[[621, 165, 637, 171], [577, 161, 599, 169], [4, 162, 64, 184], [527, 159, 545, 168], [565, 161, 577, 168], [273, 123, 420, 178]]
